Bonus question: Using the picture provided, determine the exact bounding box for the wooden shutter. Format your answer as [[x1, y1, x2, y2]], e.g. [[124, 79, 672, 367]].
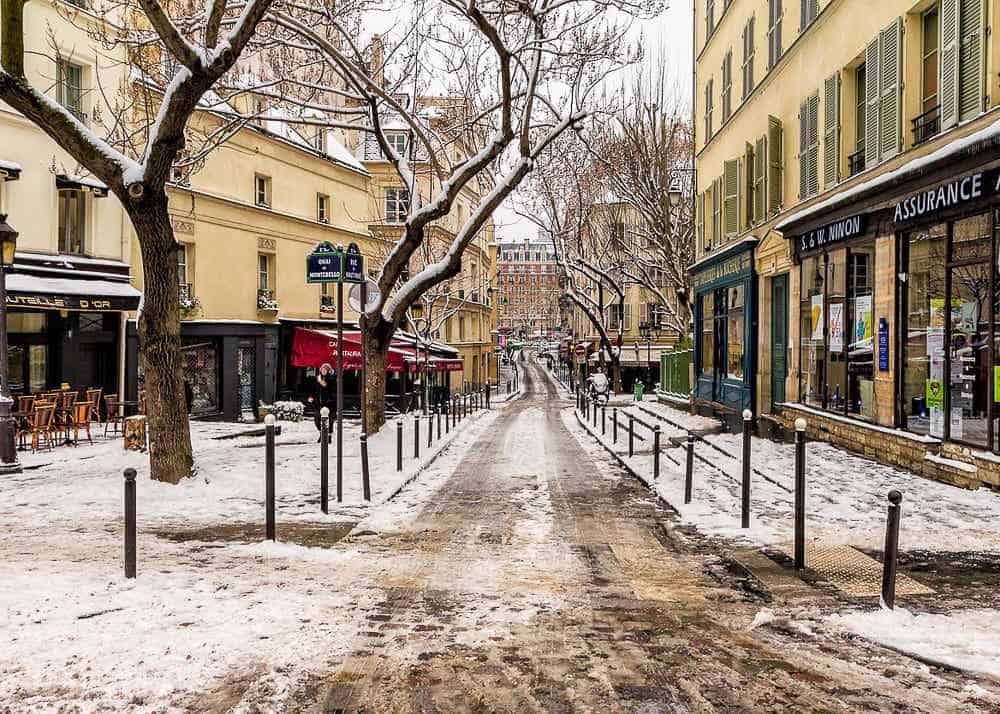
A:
[[879, 18, 902, 161], [769, 0, 783, 69], [800, 0, 818, 30], [768, 116, 783, 216], [712, 177, 723, 246], [624, 303, 632, 332], [723, 159, 739, 238], [958, 0, 985, 121], [697, 191, 706, 252], [864, 37, 881, 168], [799, 98, 819, 200], [940, 0, 960, 130], [743, 17, 755, 99], [705, 79, 714, 140], [754, 135, 767, 223], [823, 73, 841, 188], [722, 50, 732, 122], [744, 143, 755, 228]]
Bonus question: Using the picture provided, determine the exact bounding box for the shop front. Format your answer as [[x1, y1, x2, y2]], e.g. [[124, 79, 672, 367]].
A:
[[7, 253, 139, 400], [690, 239, 757, 425], [777, 146, 1000, 488]]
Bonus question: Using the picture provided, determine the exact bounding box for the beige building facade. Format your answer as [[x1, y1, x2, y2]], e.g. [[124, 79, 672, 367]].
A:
[[694, 0, 1000, 487]]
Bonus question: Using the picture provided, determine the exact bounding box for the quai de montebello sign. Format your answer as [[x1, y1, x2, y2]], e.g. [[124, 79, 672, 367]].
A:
[[306, 241, 364, 284]]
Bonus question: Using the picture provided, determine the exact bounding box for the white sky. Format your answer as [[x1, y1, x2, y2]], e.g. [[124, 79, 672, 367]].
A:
[[493, 0, 694, 242]]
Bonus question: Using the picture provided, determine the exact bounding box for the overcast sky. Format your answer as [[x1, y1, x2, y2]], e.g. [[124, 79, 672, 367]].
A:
[[493, 0, 694, 242]]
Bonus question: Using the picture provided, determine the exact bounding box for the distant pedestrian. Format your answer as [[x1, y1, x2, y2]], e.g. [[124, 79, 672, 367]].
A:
[[308, 363, 336, 441]]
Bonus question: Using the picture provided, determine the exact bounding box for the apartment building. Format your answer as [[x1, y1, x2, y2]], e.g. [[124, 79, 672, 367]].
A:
[[694, 0, 1000, 487], [0, 1, 138, 401], [497, 236, 561, 338]]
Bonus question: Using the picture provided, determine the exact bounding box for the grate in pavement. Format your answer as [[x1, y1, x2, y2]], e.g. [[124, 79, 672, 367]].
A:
[[778, 543, 934, 597]]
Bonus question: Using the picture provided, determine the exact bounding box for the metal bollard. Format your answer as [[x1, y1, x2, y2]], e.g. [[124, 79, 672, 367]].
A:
[[445, 402, 451, 434], [486, 384, 491, 409], [414, 415, 421, 459], [613, 408, 618, 443], [124, 468, 136, 578], [794, 418, 807, 569], [628, 414, 634, 457], [684, 434, 695, 504], [428, 413, 433, 447], [881, 490, 903, 609], [265, 414, 276, 541], [361, 432, 371, 501], [741, 409, 752, 529], [396, 418, 403, 472], [653, 425, 661, 480], [437, 408, 442, 438], [602, 406, 607, 436], [320, 407, 330, 514]]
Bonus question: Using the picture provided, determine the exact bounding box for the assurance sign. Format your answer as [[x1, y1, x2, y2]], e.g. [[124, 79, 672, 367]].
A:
[[894, 169, 1000, 225]]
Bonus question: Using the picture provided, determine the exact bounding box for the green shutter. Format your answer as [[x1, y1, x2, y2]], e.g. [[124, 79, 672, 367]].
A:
[[879, 18, 902, 161], [768, 116, 783, 216], [864, 37, 881, 168], [744, 142, 755, 227], [799, 100, 809, 199], [724, 159, 739, 238], [698, 191, 707, 252], [940, 0, 960, 130], [823, 73, 840, 188], [958, 0, 985, 121], [754, 135, 767, 223], [712, 178, 722, 246]]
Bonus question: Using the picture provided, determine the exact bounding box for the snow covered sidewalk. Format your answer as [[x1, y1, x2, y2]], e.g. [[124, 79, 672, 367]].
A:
[[566, 402, 1000, 554]]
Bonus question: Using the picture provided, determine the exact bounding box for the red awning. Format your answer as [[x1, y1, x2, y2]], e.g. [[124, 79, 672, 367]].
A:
[[291, 328, 464, 373]]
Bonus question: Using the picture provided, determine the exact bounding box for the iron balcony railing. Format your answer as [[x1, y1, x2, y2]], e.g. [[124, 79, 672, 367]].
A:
[[848, 146, 866, 177], [912, 104, 942, 146]]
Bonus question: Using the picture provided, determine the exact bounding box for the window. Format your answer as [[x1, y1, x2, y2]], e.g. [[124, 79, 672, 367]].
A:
[[385, 187, 409, 224], [723, 159, 739, 238], [768, 116, 784, 216], [459, 316, 466, 341], [742, 17, 756, 100], [706, 0, 715, 38], [852, 64, 867, 174], [255, 175, 271, 207], [938, 0, 986, 128], [386, 133, 408, 158], [798, 93, 819, 200], [58, 189, 86, 254], [863, 18, 903, 169], [258, 254, 271, 292], [610, 221, 626, 246], [699, 293, 715, 375], [847, 244, 875, 419], [317, 193, 329, 223], [799, 0, 818, 31], [177, 243, 190, 293], [726, 285, 745, 379], [768, 0, 783, 69], [799, 255, 825, 408], [922, 7, 940, 114], [721, 50, 733, 123], [704, 78, 714, 141], [57, 61, 84, 120]]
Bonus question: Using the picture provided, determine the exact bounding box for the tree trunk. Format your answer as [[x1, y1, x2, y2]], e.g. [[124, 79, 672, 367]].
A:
[[362, 327, 389, 434], [611, 359, 623, 393], [129, 194, 194, 484]]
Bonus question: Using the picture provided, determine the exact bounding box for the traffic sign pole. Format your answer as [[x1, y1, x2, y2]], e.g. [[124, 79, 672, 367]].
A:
[[336, 268, 344, 503]]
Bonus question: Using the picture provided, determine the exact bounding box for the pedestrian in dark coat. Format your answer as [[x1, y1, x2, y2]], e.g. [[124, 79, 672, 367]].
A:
[[309, 363, 336, 440]]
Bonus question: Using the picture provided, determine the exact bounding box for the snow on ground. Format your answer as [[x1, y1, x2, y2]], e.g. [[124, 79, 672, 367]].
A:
[[825, 608, 1000, 679], [0, 408, 500, 711], [566, 402, 1000, 553]]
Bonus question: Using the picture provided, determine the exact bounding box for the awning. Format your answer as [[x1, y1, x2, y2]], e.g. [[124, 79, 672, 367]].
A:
[[56, 173, 109, 198], [589, 345, 675, 366], [291, 328, 464, 373], [0, 159, 21, 181], [5, 273, 141, 311]]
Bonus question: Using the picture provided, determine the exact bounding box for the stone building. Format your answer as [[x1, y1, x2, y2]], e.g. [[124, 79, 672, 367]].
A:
[[496, 236, 561, 338]]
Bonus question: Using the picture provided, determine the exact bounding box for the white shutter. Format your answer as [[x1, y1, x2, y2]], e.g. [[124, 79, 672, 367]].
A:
[[723, 159, 739, 238], [940, 0, 960, 130], [864, 38, 881, 168], [958, 0, 985, 121], [879, 18, 902, 161], [823, 73, 841, 188]]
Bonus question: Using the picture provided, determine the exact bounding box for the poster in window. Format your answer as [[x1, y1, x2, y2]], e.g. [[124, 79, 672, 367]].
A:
[[853, 295, 873, 346], [950, 407, 964, 439], [829, 303, 845, 352], [926, 329, 945, 359], [926, 379, 944, 438], [811, 294, 824, 341]]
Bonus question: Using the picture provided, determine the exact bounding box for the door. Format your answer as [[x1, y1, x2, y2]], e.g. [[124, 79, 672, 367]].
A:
[[236, 344, 256, 422], [771, 274, 789, 404], [713, 287, 728, 400]]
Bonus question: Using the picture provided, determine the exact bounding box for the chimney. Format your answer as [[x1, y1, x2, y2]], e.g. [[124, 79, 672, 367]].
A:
[[370, 35, 385, 88]]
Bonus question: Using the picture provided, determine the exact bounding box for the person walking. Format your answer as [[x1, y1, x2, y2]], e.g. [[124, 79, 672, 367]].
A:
[[309, 363, 336, 442]]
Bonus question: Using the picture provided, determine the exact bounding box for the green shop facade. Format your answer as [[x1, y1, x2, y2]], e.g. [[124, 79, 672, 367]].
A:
[[690, 238, 758, 428]]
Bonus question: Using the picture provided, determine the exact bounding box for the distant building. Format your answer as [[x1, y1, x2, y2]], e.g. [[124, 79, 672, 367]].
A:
[[497, 236, 561, 338]]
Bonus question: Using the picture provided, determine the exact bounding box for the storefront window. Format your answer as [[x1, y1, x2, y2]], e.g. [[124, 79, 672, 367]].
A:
[[28, 346, 46, 393], [182, 340, 221, 415], [727, 285, 744, 379], [847, 244, 876, 419], [903, 224, 946, 435], [699, 292, 714, 375], [799, 255, 825, 408], [826, 249, 847, 409]]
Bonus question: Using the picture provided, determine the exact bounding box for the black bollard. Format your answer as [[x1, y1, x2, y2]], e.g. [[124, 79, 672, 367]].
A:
[[265, 414, 276, 541], [794, 418, 807, 569], [628, 414, 634, 457], [124, 468, 136, 579], [437, 408, 442, 438], [486, 384, 491, 409], [361, 432, 371, 501], [684, 434, 695, 504], [741, 409, 752, 529], [881, 490, 903, 609], [414, 415, 421, 459], [320, 408, 329, 514], [396, 418, 403, 472], [602, 406, 607, 436], [613, 408, 618, 443], [653, 425, 661, 480], [428, 413, 433, 447], [446, 402, 451, 434]]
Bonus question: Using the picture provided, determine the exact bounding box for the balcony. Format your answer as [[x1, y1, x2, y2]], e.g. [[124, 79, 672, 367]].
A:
[[848, 147, 866, 177], [179, 283, 200, 316], [320, 294, 335, 313], [257, 288, 279, 312], [912, 105, 941, 146]]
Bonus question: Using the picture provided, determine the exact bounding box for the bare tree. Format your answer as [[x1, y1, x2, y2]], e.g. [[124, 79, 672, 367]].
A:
[[272, 0, 659, 431]]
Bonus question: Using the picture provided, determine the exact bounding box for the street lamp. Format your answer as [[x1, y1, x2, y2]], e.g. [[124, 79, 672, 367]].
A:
[[0, 215, 20, 473], [638, 317, 662, 385], [668, 177, 684, 208], [409, 302, 431, 414]]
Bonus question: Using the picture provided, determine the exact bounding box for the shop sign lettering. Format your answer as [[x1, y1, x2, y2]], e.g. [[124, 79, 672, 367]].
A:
[[796, 214, 867, 255], [893, 169, 1000, 225], [6, 294, 127, 311], [690, 253, 751, 290]]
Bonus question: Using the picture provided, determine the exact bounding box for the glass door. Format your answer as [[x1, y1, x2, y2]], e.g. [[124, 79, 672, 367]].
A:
[[713, 287, 728, 400]]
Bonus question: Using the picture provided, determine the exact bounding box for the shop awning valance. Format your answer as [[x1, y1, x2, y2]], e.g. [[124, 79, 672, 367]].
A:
[[291, 328, 464, 373], [5, 273, 140, 311], [56, 174, 109, 198], [0, 159, 21, 181]]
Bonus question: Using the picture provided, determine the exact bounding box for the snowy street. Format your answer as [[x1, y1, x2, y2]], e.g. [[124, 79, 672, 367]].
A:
[[3, 359, 1000, 711]]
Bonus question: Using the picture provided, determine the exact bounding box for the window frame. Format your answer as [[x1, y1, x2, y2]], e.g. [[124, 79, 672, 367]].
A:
[[317, 193, 329, 223], [57, 188, 87, 255], [56, 60, 84, 121], [254, 174, 271, 208], [385, 187, 410, 224]]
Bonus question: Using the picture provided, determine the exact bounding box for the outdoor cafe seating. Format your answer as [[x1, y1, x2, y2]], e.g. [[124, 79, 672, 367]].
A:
[[12, 385, 142, 452]]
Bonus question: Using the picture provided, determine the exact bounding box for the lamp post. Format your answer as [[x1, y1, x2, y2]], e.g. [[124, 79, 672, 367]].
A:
[[410, 302, 430, 414], [0, 215, 21, 474], [638, 317, 662, 387]]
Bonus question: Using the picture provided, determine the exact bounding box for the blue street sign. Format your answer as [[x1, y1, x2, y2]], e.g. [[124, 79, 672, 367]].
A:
[[343, 242, 365, 284], [878, 318, 889, 371], [307, 242, 343, 284]]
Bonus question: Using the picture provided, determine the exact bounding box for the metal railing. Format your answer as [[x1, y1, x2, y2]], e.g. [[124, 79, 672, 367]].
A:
[[848, 147, 866, 177], [659, 348, 692, 396], [912, 104, 941, 146]]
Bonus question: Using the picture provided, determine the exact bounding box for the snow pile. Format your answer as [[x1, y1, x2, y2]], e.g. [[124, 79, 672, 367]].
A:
[[827, 608, 1000, 679]]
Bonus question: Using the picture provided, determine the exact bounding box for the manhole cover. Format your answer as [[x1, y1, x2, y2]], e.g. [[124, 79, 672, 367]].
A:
[[778, 543, 934, 597]]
